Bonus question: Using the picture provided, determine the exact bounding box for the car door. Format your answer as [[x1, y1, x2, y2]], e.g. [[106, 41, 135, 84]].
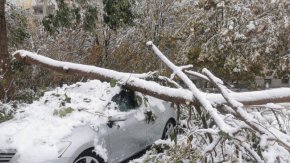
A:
[[106, 90, 148, 162], [145, 100, 169, 145], [147, 97, 175, 145]]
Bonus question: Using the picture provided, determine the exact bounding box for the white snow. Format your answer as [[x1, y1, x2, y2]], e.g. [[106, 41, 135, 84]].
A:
[[148, 42, 235, 134], [12, 50, 290, 108], [207, 88, 290, 105], [264, 103, 284, 109], [0, 78, 174, 162], [246, 21, 256, 31], [235, 32, 246, 40], [94, 139, 108, 162], [217, 1, 225, 8], [12, 50, 196, 105], [0, 80, 121, 162]]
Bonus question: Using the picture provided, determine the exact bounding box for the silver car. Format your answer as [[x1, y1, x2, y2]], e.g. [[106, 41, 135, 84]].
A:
[[1, 89, 176, 163]]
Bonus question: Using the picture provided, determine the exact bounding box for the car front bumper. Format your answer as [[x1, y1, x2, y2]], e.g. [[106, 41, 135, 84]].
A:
[[44, 157, 73, 163]]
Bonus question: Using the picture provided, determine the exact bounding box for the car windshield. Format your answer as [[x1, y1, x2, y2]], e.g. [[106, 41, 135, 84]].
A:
[[111, 89, 137, 112]]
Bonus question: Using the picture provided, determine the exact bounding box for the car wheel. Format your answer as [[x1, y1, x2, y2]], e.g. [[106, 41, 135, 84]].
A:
[[74, 148, 104, 163], [161, 119, 176, 140]]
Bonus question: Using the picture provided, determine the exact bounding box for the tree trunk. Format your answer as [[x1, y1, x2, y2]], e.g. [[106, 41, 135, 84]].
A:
[[12, 50, 290, 106], [0, 0, 13, 102]]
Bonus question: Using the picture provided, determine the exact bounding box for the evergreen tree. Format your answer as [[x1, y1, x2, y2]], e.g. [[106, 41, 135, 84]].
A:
[[42, 0, 135, 33], [103, 0, 134, 30]]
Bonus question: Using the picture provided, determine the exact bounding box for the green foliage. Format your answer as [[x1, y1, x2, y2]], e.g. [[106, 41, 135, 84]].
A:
[[110, 79, 117, 87], [6, 4, 30, 48], [0, 102, 16, 123], [187, 47, 201, 62], [151, 143, 170, 153], [13, 89, 46, 104], [249, 133, 263, 158], [57, 93, 72, 106], [11, 60, 25, 73], [134, 94, 143, 106], [104, 0, 135, 30], [83, 6, 98, 32], [64, 93, 71, 103], [143, 96, 149, 107], [42, 1, 73, 33], [171, 128, 178, 144], [218, 130, 232, 140], [143, 134, 201, 162], [51, 93, 61, 97], [42, 0, 98, 34], [9, 27, 30, 46], [53, 107, 74, 118], [145, 110, 157, 124], [187, 0, 290, 85], [43, 0, 134, 34], [0, 114, 13, 123], [1, 79, 7, 87]]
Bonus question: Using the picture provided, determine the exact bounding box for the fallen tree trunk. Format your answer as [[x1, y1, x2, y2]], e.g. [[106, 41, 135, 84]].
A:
[[12, 47, 290, 161], [12, 50, 290, 106], [13, 50, 193, 104]]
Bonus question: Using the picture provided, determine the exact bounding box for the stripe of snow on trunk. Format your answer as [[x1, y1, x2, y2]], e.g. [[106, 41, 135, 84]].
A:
[[206, 88, 290, 105], [12, 50, 290, 106], [12, 50, 194, 103]]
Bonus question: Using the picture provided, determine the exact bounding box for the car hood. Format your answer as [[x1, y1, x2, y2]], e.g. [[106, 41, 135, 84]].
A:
[[0, 80, 169, 163], [0, 80, 121, 163]]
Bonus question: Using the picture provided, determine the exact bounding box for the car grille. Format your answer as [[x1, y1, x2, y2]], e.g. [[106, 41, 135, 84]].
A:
[[0, 150, 16, 163]]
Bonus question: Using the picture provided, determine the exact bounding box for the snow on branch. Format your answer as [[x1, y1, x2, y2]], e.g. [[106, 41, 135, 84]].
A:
[[185, 70, 210, 82], [12, 50, 193, 104], [12, 50, 290, 107], [146, 41, 234, 133], [146, 42, 290, 161], [203, 68, 290, 160]]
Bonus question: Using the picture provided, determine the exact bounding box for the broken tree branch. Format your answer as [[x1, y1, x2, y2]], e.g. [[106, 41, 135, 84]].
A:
[[12, 50, 193, 104], [146, 41, 234, 133], [203, 68, 290, 154], [12, 50, 290, 107]]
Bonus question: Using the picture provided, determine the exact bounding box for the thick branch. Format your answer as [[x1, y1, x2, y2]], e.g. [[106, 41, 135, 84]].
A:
[[146, 41, 233, 133], [203, 68, 290, 152], [12, 50, 290, 107], [12, 50, 194, 104]]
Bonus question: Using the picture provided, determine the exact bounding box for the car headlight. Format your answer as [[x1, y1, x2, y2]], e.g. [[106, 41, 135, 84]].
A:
[[57, 141, 71, 157]]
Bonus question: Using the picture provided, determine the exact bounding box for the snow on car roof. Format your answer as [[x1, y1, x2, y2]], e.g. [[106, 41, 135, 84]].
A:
[[0, 80, 133, 162]]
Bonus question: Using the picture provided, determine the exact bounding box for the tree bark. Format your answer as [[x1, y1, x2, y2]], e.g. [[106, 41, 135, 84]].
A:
[[12, 50, 290, 106], [0, 0, 13, 101]]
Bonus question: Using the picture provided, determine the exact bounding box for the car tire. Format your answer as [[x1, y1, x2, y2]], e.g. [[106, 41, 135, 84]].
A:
[[74, 148, 105, 163], [161, 119, 176, 140]]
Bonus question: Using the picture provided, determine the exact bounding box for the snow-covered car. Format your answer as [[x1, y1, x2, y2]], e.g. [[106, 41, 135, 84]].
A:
[[0, 80, 176, 163]]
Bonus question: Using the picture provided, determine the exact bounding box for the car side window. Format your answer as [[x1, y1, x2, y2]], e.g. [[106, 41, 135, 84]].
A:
[[111, 89, 138, 112]]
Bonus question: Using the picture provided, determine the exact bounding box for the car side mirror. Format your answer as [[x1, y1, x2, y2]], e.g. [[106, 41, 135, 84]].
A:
[[134, 93, 143, 107], [107, 115, 126, 128]]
